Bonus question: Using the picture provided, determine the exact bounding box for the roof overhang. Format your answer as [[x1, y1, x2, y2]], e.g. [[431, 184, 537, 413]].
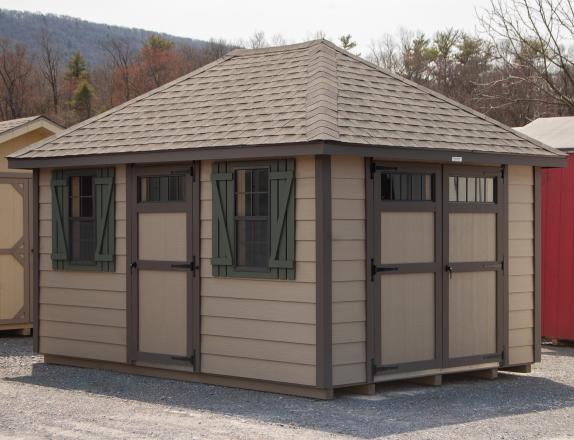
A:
[[7, 141, 568, 169], [0, 117, 63, 145]]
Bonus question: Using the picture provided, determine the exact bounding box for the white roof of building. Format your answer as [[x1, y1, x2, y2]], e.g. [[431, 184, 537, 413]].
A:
[[515, 117, 574, 150]]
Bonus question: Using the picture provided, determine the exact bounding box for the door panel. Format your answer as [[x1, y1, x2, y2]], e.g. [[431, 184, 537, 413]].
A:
[[449, 271, 497, 358], [381, 273, 435, 364], [449, 213, 496, 262], [128, 164, 199, 370], [139, 270, 187, 356], [381, 212, 434, 264], [0, 178, 30, 324]]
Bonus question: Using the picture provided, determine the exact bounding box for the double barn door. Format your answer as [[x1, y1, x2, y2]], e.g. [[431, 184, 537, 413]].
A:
[[371, 162, 505, 376]]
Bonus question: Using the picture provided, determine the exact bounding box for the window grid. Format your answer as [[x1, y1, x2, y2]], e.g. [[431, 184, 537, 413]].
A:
[[449, 176, 495, 203], [381, 172, 433, 201], [68, 175, 96, 264]]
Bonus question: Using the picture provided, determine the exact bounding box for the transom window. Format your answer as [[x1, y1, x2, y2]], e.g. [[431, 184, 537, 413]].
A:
[[138, 175, 184, 202], [381, 172, 433, 201], [234, 168, 270, 271], [449, 176, 495, 203], [68, 175, 96, 264]]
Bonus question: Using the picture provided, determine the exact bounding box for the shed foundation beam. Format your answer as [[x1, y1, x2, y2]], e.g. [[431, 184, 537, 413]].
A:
[[501, 364, 532, 374], [464, 368, 498, 380], [341, 383, 376, 396], [407, 374, 442, 386]]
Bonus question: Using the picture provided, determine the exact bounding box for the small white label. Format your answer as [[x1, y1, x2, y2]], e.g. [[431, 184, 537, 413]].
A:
[[451, 156, 463, 163]]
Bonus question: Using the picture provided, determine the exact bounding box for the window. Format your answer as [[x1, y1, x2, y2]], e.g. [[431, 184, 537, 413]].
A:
[[211, 160, 295, 280], [235, 168, 269, 271], [69, 175, 96, 264], [138, 175, 184, 202], [381, 172, 433, 201], [51, 168, 115, 271], [449, 176, 495, 203]]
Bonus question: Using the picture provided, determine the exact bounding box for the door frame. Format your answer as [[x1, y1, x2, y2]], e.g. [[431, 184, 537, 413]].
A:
[[442, 165, 507, 368], [367, 160, 443, 377], [126, 162, 201, 370], [0, 176, 32, 326], [366, 159, 509, 380]]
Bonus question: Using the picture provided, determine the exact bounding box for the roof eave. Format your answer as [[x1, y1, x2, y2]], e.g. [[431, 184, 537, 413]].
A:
[[7, 141, 568, 169]]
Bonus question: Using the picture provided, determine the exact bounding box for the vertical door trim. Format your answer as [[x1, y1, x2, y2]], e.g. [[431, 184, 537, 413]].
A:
[[32, 170, 40, 352], [315, 155, 332, 389], [126, 163, 200, 370], [442, 165, 506, 368]]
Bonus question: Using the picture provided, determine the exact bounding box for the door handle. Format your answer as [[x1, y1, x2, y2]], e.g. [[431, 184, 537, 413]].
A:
[[170, 256, 199, 276], [445, 265, 453, 279], [130, 261, 137, 269]]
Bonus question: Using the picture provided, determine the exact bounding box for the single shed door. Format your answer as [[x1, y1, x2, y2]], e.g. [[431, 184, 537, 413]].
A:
[[0, 177, 31, 326], [443, 166, 504, 367], [129, 165, 199, 370], [371, 163, 443, 374]]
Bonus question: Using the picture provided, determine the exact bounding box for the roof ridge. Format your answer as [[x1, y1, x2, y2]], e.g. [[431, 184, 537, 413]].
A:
[[228, 39, 324, 57], [12, 53, 237, 157], [304, 42, 340, 141], [319, 39, 563, 157]]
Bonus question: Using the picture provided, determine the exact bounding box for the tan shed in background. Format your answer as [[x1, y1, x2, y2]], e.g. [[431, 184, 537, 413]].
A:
[[0, 117, 62, 333]]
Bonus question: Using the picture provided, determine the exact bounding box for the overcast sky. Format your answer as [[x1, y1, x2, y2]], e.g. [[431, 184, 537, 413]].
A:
[[0, 0, 493, 51]]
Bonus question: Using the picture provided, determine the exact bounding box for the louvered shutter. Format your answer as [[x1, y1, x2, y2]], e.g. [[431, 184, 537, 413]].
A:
[[269, 159, 295, 280], [51, 170, 69, 269], [211, 163, 233, 276], [95, 168, 115, 272]]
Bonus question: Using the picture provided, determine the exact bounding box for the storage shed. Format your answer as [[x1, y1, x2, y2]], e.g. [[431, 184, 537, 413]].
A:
[[516, 117, 574, 342], [0, 116, 62, 333], [8, 41, 566, 398]]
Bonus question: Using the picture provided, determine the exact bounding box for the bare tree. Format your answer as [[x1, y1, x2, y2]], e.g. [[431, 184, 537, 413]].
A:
[[248, 31, 268, 49], [478, 0, 574, 112], [368, 34, 403, 72], [99, 36, 135, 102], [0, 39, 32, 119], [37, 30, 62, 114], [271, 34, 287, 47]]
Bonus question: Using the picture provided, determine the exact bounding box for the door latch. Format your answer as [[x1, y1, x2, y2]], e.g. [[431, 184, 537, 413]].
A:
[[130, 261, 137, 269], [445, 265, 454, 279], [170, 256, 199, 276]]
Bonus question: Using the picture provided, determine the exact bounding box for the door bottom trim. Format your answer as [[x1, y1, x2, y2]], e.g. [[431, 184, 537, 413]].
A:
[[373, 361, 499, 383]]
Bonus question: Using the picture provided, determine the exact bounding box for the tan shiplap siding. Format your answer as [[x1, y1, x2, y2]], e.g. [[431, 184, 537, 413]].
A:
[[331, 156, 366, 386], [199, 158, 317, 386], [507, 165, 535, 365], [38, 166, 127, 363]]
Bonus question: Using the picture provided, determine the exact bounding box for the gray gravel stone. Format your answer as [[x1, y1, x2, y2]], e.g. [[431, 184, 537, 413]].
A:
[[0, 335, 573, 439]]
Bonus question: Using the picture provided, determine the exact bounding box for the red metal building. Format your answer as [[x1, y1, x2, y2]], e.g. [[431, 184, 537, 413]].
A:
[[518, 117, 574, 341]]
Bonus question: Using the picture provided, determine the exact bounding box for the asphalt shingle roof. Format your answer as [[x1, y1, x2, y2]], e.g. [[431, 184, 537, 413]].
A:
[[0, 116, 41, 137], [10, 40, 562, 159]]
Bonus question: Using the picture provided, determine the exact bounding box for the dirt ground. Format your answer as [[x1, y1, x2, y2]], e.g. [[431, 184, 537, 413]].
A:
[[0, 335, 573, 439]]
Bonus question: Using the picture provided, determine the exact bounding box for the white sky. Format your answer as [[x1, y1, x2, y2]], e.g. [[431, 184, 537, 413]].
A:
[[0, 0, 493, 51]]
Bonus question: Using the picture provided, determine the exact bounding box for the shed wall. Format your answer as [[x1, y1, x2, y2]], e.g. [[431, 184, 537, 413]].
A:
[[38, 166, 127, 362], [507, 165, 535, 364], [0, 129, 54, 173], [199, 158, 318, 386], [330, 156, 367, 386]]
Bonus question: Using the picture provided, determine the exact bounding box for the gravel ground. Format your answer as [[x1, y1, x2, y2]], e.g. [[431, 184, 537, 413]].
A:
[[0, 336, 573, 439]]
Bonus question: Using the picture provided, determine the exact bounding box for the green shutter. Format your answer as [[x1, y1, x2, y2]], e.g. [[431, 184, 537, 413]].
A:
[[94, 168, 116, 272], [211, 162, 233, 276], [51, 170, 69, 270], [269, 159, 295, 280]]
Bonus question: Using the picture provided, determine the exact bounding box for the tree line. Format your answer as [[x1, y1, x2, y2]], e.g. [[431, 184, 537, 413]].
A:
[[1, 0, 574, 128]]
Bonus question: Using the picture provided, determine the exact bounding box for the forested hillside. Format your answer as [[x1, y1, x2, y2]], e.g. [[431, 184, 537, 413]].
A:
[[0, 9, 206, 65]]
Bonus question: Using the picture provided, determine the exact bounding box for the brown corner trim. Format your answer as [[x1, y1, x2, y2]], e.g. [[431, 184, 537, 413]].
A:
[[502, 165, 510, 366], [9, 142, 568, 169], [43, 354, 335, 400], [364, 158, 375, 381], [534, 167, 542, 362], [315, 155, 332, 389], [32, 169, 40, 352]]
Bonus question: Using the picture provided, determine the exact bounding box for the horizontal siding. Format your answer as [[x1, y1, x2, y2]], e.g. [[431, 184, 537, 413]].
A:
[[38, 167, 127, 364], [507, 166, 534, 365], [199, 158, 317, 386], [331, 156, 366, 386]]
